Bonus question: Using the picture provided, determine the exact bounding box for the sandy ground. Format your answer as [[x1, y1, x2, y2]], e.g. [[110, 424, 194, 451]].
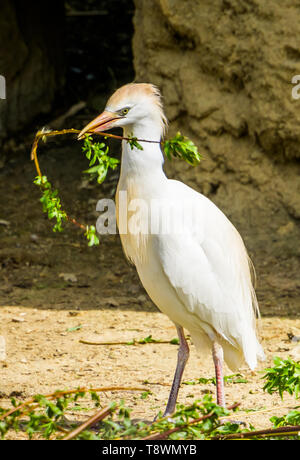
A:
[[0, 306, 300, 436], [0, 142, 299, 438]]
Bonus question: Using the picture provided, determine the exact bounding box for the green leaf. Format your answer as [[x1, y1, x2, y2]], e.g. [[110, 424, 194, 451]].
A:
[[97, 165, 108, 184], [170, 338, 179, 345], [85, 225, 100, 247], [126, 135, 143, 150], [163, 132, 201, 166], [271, 409, 300, 427], [66, 324, 82, 332], [34, 175, 67, 232], [140, 391, 152, 400], [138, 335, 159, 344], [82, 135, 119, 185], [262, 356, 300, 399]]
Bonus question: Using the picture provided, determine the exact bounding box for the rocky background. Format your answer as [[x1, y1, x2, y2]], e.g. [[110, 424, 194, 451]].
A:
[[0, 0, 65, 142], [0, 2, 299, 433], [133, 0, 300, 314], [0, 0, 299, 315]]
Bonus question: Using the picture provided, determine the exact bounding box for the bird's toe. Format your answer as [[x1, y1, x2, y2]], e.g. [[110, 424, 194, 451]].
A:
[[219, 418, 248, 427]]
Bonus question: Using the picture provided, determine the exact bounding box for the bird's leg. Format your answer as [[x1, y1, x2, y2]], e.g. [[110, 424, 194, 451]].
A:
[[162, 325, 189, 418], [212, 341, 226, 408], [212, 341, 247, 427]]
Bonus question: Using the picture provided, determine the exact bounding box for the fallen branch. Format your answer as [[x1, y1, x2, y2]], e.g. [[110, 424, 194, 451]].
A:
[[62, 405, 113, 440], [142, 412, 215, 440], [213, 424, 300, 440], [0, 386, 146, 422], [142, 402, 240, 440], [79, 338, 178, 346]]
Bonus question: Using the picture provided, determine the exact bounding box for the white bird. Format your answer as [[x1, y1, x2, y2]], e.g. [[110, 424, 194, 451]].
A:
[[78, 83, 265, 417]]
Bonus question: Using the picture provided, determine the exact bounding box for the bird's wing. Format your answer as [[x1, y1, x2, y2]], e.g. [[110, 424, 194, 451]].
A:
[[155, 180, 262, 366]]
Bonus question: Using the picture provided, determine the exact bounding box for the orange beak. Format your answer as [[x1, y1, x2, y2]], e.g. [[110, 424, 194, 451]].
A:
[[77, 111, 121, 140]]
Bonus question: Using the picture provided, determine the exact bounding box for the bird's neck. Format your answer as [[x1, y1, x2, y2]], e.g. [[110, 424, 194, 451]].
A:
[[120, 121, 166, 180], [116, 121, 167, 265]]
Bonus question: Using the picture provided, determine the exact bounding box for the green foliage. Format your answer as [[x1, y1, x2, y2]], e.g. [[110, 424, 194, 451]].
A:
[[137, 335, 159, 344], [82, 135, 119, 184], [33, 176, 100, 247], [169, 338, 179, 345], [0, 391, 246, 440], [2, 356, 300, 440], [226, 375, 248, 384], [140, 391, 152, 400], [76, 395, 240, 440], [0, 389, 100, 440], [33, 175, 67, 232], [127, 134, 143, 151], [183, 373, 248, 386], [262, 356, 300, 399], [183, 377, 216, 386], [85, 225, 100, 247], [125, 336, 179, 345], [66, 324, 83, 333], [270, 409, 300, 428], [163, 132, 202, 166], [32, 129, 201, 247]]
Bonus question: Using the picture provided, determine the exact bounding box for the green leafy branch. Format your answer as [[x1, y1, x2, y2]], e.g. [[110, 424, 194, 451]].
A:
[[31, 128, 201, 246], [270, 409, 300, 428], [127, 135, 144, 151], [0, 391, 240, 440], [126, 131, 201, 164], [84, 225, 99, 247], [79, 335, 180, 346], [1, 357, 300, 439], [33, 175, 67, 232], [32, 174, 99, 245], [0, 386, 145, 440], [163, 132, 202, 166], [262, 356, 300, 399], [183, 373, 248, 386], [82, 135, 119, 184]]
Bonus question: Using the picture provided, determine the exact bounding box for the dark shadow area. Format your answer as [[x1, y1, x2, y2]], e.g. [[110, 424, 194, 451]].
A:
[[0, 0, 158, 313], [0, 1, 299, 317], [0, 142, 159, 313], [0, 0, 135, 150], [64, 0, 135, 106]]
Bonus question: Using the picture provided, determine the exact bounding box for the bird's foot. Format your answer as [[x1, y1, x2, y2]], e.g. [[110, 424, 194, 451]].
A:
[[153, 411, 176, 423], [219, 418, 247, 427]]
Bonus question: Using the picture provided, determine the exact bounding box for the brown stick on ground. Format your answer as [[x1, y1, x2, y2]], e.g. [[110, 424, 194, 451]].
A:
[[62, 405, 114, 440], [79, 339, 176, 345], [142, 402, 241, 440], [212, 424, 300, 440], [0, 386, 146, 421]]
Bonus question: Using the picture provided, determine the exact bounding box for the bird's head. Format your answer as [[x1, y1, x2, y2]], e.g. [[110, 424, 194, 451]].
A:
[[78, 83, 168, 141]]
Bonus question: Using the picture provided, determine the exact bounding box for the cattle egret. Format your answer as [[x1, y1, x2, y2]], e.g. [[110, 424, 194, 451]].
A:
[[78, 83, 265, 417]]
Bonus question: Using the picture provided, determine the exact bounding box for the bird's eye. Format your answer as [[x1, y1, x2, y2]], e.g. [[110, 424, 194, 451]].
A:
[[121, 108, 129, 116]]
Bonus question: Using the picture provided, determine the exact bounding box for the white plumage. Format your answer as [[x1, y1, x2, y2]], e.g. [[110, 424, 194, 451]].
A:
[[79, 83, 265, 415]]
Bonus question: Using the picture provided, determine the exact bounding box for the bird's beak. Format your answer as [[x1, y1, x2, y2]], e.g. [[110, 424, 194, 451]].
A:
[[77, 111, 121, 140]]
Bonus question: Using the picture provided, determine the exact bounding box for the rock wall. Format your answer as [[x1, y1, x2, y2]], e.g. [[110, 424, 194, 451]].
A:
[[0, 0, 65, 141], [133, 0, 300, 314]]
